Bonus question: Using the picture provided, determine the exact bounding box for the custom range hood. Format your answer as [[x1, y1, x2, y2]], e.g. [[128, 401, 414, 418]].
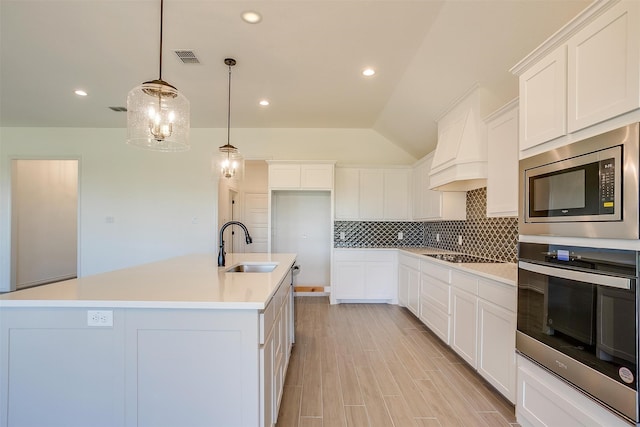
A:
[[429, 85, 497, 192]]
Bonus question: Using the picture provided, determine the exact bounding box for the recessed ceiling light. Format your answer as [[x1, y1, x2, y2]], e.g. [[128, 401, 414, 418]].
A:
[[74, 89, 88, 96], [259, 99, 270, 106], [241, 11, 262, 24], [362, 68, 375, 77]]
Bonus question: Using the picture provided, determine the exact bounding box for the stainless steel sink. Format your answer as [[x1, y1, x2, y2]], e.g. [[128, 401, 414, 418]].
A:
[[225, 263, 278, 273]]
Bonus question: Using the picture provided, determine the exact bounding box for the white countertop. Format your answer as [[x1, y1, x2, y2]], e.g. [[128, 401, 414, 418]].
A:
[[399, 247, 517, 286], [0, 253, 297, 310]]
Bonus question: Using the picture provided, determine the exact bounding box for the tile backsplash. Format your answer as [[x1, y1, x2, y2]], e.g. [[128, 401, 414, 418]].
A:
[[334, 187, 518, 263]]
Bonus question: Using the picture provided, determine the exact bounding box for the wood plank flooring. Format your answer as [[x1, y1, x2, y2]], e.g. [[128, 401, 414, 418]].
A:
[[277, 297, 519, 427]]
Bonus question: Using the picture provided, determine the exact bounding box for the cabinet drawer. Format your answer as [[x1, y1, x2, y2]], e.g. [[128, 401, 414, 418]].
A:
[[399, 253, 421, 270], [334, 249, 395, 262], [452, 270, 478, 295], [421, 260, 451, 283], [421, 276, 450, 314], [478, 279, 516, 312], [419, 299, 450, 345]]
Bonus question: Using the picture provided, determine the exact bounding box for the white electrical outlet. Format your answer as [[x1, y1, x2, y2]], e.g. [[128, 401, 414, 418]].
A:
[[458, 235, 463, 246], [436, 233, 440, 242], [340, 232, 346, 240], [87, 310, 113, 327], [398, 231, 404, 240]]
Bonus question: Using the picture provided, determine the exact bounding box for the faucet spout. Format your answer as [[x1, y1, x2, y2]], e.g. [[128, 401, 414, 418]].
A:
[[218, 221, 253, 267]]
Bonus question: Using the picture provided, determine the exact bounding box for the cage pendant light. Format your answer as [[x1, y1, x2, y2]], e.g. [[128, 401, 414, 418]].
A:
[[219, 58, 242, 179], [126, 0, 190, 151]]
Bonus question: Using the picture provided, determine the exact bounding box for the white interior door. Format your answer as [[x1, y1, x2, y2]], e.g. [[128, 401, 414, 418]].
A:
[[271, 191, 330, 287], [11, 159, 78, 289]]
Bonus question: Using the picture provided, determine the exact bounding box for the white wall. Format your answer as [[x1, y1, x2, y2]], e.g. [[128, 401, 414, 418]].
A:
[[0, 128, 219, 291], [0, 126, 415, 291]]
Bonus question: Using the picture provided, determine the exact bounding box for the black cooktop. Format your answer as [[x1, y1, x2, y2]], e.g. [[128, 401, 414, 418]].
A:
[[423, 253, 503, 264]]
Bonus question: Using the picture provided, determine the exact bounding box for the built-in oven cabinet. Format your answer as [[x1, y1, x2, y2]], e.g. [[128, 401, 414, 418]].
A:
[[517, 355, 630, 427], [514, 0, 640, 158]]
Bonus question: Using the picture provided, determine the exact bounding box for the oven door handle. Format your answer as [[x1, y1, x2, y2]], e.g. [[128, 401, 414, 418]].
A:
[[518, 261, 631, 290]]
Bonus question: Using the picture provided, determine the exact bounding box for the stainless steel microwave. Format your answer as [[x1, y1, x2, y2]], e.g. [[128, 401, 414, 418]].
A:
[[519, 123, 640, 239]]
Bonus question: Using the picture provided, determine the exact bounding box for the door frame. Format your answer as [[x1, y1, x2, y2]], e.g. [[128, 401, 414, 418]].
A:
[[2, 156, 81, 292]]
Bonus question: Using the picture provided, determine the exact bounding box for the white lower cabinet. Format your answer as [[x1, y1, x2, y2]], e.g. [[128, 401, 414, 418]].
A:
[[477, 299, 516, 403], [261, 270, 293, 427], [408, 256, 517, 404], [398, 253, 421, 316], [332, 249, 397, 303], [517, 355, 630, 427], [451, 286, 478, 368], [419, 260, 452, 344]]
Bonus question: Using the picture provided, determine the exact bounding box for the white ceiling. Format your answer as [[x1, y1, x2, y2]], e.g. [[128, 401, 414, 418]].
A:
[[0, 0, 590, 159]]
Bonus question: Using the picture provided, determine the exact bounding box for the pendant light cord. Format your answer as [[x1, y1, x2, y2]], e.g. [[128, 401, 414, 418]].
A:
[[227, 63, 232, 146], [159, 0, 164, 81]]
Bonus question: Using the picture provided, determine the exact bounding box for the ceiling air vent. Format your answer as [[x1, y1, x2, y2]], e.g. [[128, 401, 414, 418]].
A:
[[174, 50, 200, 64], [109, 106, 127, 112]]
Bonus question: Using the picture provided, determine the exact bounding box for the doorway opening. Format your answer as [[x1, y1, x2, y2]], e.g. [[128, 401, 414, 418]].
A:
[[10, 159, 79, 290]]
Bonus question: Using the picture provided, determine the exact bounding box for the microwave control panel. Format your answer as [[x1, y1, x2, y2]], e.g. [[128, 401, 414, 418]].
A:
[[599, 158, 615, 214]]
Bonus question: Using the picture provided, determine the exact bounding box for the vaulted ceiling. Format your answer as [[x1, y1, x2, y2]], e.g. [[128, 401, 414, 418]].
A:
[[0, 0, 590, 158]]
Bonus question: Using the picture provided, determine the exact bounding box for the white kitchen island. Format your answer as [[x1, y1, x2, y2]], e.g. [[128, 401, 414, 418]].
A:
[[0, 253, 296, 427]]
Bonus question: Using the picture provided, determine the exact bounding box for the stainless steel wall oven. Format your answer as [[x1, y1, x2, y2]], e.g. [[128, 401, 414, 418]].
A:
[[517, 242, 639, 423]]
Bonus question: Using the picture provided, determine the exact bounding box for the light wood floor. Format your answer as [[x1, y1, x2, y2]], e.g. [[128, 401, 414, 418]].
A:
[[277, 296, 520, 427]]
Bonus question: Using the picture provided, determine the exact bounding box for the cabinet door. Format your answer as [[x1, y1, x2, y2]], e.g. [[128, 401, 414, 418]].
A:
[[407, 267, 420, 316], [301, 164, 334, 189], [486, 102, 519, 217], [335, 168, 360, 219], [383, 169, 410, 220], [359, 170, 384, 219], [333, 261, 366, 299], [451, 287, 477, 368], [422, 154, 442, 219], [568, 1, 640, 133], [477, 300, 516, 403], [269, 164, 301, 188], [260, 331, 274, 427], [365, 261, 395, 299], [398, 264, 409, 307], [519, 45, 567, 150]]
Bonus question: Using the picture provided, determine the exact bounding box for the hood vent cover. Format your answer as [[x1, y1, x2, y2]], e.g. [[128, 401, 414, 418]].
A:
[[174, 50, 200, 64], [429, 85, 497, 192]]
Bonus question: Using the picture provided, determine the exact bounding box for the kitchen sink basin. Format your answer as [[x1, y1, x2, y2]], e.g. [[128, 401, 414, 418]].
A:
[[225, 263, 278, 273]]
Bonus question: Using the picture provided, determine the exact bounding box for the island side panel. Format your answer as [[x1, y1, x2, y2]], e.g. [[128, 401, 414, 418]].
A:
[[123, 308, 260, 427], [0, 307, 127, 427]]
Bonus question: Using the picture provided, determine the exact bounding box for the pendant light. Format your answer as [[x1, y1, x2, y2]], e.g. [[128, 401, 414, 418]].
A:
[[219, 58, 242, 179], [126, 0, 190, 151]]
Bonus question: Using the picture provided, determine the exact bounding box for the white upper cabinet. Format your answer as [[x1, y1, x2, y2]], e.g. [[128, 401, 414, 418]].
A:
[[513, 0, 640, 157], [412, 152, 466, 221], [518, 46, 567, 151], [486, 100, 519, 217], [567, 1, 640, 133], [334, 167, 411, 221], [359, 169, 384, 220], [267, 161, 334, 190], [334, 168, 360, 219], [383, 169, 410, 220]]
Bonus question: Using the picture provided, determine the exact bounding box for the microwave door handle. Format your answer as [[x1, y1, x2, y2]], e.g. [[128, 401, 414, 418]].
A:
[[518, 261, 631, 290]]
